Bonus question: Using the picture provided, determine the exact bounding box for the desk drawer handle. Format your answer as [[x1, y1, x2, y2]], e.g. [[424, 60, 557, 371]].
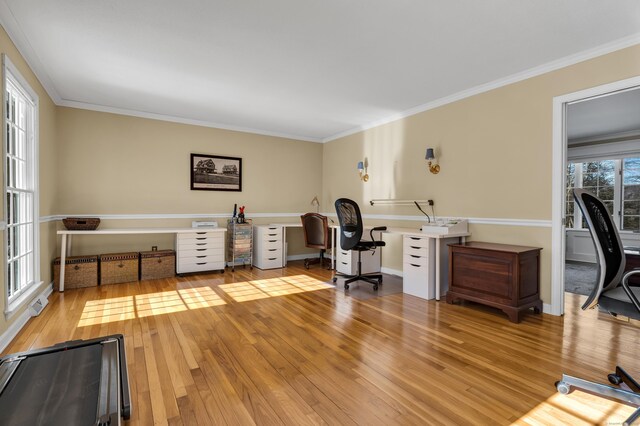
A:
[[268, 249, 277, 252], [341, 262, 348, 265], [197, 255, 206, 258], [196, 237, 207, 240], [410, 255, 420, 258], [196, 242, 207, 245], [268, 257, 277, 260], [196, 232, 207, 235], [410, 263, 421, 268], [268, 240, 277, 243], [196, 262, 207, 265], [410, 237, 421, 240], [268, 233, 278, 237], [196, 248, 206, 251], [410, 246, 421, 249]]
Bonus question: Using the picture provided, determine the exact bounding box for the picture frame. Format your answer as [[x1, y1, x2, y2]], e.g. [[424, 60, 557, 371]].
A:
[[190, 153, 242, 191]]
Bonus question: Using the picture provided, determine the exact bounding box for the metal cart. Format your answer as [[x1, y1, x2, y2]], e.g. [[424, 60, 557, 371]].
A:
[[227, 219, 253, 271]]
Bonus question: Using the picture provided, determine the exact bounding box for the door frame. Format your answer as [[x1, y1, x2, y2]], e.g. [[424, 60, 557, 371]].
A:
[[550, 75, 640, 316]]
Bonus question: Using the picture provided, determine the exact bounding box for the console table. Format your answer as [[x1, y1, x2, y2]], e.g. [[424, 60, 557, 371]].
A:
[[57, 228, 226, 291], [447, 241, 542, 323]]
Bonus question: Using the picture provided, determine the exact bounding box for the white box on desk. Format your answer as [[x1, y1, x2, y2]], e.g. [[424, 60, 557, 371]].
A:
[[421, 218, 468, 235]]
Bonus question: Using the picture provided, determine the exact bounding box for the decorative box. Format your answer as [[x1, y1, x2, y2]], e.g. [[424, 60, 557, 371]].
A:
[[140, 250, 175, 280], [99, 252, 139, 285], [53, 255, 98, 290]]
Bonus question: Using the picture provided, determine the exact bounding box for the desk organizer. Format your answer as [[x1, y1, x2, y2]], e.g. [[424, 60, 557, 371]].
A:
[[140, 250, 175, 280], [53, 255, 98, 290], [99, 252, 139, 285]]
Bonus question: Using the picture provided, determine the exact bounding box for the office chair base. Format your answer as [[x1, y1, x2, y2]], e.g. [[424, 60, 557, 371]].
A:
[[557, 373, 640, 425], [333, 272, 382, 291]]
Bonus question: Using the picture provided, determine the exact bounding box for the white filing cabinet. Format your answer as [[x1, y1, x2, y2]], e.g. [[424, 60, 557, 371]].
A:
[[253, 225, 284, 270], [403, 235, 435, 299], [335, 231, 382, 275], [175, 230, 225, 274]]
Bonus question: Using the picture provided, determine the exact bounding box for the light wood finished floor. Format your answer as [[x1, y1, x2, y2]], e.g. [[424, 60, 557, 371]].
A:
[[4, 262, 640, 425]]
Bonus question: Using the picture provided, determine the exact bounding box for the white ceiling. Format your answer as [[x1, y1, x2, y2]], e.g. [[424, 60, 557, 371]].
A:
[[1, 1, 640, 142], [568, 87, 640, 142]]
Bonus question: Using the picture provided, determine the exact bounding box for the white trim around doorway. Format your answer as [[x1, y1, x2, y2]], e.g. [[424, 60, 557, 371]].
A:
[[551, 75, 640, 316]]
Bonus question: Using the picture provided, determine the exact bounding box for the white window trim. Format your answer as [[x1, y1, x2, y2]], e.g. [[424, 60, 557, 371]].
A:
[[3, 54, 40, 317]]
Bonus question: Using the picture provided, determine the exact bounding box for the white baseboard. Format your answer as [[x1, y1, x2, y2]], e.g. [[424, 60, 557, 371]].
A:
[[0, 282, 53, 353], [381, 267, 402, 277], [543, 303, 555, 315]]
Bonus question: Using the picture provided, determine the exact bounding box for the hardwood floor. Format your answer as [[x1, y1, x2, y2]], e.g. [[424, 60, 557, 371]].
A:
[[3, 262, 640, 425]]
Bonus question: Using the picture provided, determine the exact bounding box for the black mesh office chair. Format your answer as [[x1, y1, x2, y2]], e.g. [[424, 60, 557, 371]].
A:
[[556, 189, 640, 424], [333, 198, 387, 290], [301, 213, 332, 269]]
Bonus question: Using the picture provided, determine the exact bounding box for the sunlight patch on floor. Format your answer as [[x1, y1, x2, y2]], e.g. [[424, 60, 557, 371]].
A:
[[515, 390, 634, 425], [78, 286, 226, 326], [219, 275, 331, 302]]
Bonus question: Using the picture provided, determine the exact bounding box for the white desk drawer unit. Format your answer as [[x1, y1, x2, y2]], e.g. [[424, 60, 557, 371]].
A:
[[335, 231, 382, 275], [403, 235, 435, 299], [176, 231, 225, 274], [253, 225, 284, 270]]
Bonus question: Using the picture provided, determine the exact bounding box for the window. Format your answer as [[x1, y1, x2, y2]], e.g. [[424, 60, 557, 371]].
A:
[[623, 158, 640, 230], [3, 55, 39, 309], [566, 156, 640, 231]]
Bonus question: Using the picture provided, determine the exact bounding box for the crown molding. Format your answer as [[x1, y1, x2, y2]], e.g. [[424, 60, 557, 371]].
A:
[[322, 33, 640, 143], [0, 1, 62, 104], [1, 0, 637, 144], [57, 99, 323, 143]]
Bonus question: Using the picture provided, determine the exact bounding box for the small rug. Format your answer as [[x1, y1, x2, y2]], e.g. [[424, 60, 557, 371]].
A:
[[565, 261, 597, 296]]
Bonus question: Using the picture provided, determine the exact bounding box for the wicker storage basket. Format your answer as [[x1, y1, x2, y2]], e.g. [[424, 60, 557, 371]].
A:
[[140, 250, 175, 280], [53, 255, 98, 290], [99, 252, 139, 285], [62, 217, 100, 230]]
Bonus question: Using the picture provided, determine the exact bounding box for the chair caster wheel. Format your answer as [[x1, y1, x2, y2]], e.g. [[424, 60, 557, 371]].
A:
[[304, 261, 309, 269], [373, 285, 379, 291], [556, 381, 572, 395], [344, 284, 349, 290], [332, 277, 337, 283], [608, 374, 622, 385]]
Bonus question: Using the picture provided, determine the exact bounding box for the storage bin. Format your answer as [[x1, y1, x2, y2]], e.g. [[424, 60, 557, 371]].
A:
[[99, 252, 139, 285], [62, 217, 100, 230], [140, 249, 175, 280], [53, 255, 98, 290]]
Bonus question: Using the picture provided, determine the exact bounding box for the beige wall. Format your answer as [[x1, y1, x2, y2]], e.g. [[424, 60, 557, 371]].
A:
[[0, 24, 58, 336], [56, 108, 323, 255], [323, 44, 640, 303]]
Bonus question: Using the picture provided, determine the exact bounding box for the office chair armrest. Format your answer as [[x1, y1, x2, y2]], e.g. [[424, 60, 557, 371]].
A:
[[621, 269, 640, 313], [369, 226, 387, 243]]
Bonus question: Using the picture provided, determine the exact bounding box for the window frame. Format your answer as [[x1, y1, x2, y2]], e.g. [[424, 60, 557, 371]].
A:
[[3, 54, 40, 316], [567, 156, 640, 232]]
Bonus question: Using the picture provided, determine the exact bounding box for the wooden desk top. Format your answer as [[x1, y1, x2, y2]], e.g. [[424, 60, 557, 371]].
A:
[[449, 241, 541, 254]]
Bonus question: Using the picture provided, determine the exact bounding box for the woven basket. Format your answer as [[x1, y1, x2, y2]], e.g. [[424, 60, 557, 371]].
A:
[[53, 256, 98, 290], [63, 217, 101, 230], [140, 250, 175, 280], [100, 252, 139, 285]]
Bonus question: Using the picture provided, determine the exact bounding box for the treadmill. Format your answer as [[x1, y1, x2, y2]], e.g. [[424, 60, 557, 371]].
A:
[[0, 334, 131, 425]]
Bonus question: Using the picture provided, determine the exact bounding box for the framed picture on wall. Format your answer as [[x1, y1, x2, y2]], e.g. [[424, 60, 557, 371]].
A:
[[190, 153, 242, 191]]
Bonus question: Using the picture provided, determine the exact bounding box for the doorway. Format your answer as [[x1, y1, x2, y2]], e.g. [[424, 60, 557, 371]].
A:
[[551, 76, 640, 315]]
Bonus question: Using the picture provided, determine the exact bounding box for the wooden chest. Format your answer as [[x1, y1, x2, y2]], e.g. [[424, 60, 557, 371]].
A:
[[140, 250, 175, 280], [447, 242, 542, 323], [53, 255, 98, 290], [99, 252, 139, 285]]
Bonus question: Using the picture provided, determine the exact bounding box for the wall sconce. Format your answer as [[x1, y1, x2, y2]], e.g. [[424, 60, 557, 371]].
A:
[[425, 148, 440, 174], [357, 158, 369, 182]]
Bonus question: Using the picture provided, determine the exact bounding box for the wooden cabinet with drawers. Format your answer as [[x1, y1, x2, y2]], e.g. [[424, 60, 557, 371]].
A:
[[447, 241, 542, 323], [175, 230, 225, 274], [253, 225, 283, 270]]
